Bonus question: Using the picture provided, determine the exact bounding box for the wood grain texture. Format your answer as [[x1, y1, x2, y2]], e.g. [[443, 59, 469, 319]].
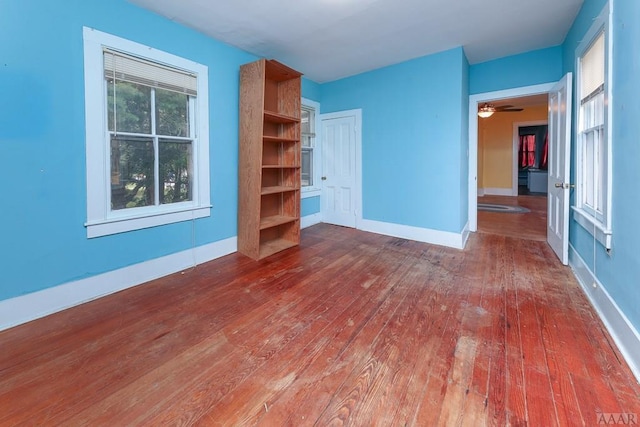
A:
[[1, 224, 638, 426], [478, 195, 547, 241], [238, 58, 301, 260], [238, 59, 266, 259]]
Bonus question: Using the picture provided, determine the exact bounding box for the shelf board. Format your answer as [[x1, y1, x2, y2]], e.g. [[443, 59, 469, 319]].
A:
[[259, 237, 298, 259], [263, 135, 299, 143], [261, 186, 299, 195], [260, 215, 298, 230], [265, 59, 303, 82], [264, 111, 300, 124], [262, 165, 300, 169]]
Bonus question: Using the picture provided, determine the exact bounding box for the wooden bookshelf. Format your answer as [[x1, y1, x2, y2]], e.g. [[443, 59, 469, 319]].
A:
[[238, 59, 302, 260]]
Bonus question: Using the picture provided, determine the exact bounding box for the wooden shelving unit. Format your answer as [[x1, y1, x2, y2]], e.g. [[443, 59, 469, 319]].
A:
[[238, 59, 302, 260]]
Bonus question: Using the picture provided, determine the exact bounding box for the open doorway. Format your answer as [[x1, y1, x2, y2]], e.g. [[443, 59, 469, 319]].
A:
[[516, 122, 548, 196], [468, 83, 554, 237], [476, 95, 549, 241]]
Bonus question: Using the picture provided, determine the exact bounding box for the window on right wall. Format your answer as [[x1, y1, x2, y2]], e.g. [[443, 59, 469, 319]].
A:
[[573, 3, 612, 249]]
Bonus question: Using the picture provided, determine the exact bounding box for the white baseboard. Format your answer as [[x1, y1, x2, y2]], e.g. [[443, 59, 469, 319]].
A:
[[478, 189, 485, 197], [569, 244, 640, 383], [481, 187, 517, 197], [301, 213, 321, 229], [460, 221, 471, 249], [358, 219, 467, 249], [0, 237, 238, 332]]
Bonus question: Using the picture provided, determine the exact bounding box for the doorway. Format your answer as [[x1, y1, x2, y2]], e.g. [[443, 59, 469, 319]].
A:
[[468, 83, 555, 233], [474, 93, 550, 241], [469, 75, 573, 264], [516, 122, 548, 196]]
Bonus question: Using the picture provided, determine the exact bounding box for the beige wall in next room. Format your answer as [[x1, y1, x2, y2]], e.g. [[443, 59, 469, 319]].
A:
[[478, 104, 548, 191]]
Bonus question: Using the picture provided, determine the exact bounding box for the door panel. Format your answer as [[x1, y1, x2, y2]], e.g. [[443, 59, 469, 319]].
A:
[[321, 115, 356, 228], [547, 73, 572, 265]]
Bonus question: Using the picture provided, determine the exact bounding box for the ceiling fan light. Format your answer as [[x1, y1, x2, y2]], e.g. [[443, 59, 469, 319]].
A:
[[478, 109, 494, 118]]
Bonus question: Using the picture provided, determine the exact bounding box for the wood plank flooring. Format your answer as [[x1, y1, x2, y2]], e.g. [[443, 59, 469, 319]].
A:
[[1, 223, 639, 426], [478, 195, 547, 241]]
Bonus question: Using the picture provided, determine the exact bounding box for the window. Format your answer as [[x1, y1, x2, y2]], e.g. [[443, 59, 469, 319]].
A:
[[301, 99, 321, 198], [83, 27, 210, 238], [573, 4, 612, 249], [301, 106, 315, 187]]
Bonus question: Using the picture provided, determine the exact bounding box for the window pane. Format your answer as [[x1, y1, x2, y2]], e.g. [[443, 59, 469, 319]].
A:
[[111, 136, 155, 210], [301, 108, 311, 134], [156, 88, 189, 137], [107, 80, 152, 134], [302, 135, 312, 148], [584, 132, 595, 208], [159, 139, 192, 204], [581, 91, 605, 131], [596, 127, 605, 212], [302, 148, 312, 187]]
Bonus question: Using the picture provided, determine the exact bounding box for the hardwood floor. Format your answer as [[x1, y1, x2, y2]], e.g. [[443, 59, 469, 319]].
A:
[[478, 195, 548, 241], [1, 223, 638, 426]]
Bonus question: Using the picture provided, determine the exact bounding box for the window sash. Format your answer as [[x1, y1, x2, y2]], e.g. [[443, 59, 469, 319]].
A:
[[301, 106, 315, 136], [302, 147, 313, 187], [578, 90, 605, 220], [580, 88, 604, 131], [301, 105, 316, 188], [107, 84, 196, 211]]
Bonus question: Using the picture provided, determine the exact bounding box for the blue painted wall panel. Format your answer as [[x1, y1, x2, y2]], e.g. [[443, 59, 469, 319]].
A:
[[562, 0, 608, 74], [321, 48, 468, 233], [469, 46, 563, 94], [459, 53, 470, 229], [564, 0, 640, 330], [0, 0, 256, 301], [302, 78, 322, 103], [301, 197, 321, 217]]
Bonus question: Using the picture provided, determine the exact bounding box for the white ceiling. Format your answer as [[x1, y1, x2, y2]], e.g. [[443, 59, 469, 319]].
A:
[[128, 0, 583, 83]]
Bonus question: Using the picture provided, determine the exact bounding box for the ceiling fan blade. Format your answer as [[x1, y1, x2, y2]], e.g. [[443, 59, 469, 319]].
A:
[[497, 108, 524, 112]]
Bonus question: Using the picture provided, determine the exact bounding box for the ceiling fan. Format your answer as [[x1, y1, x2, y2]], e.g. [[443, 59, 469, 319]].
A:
[[477, 103, 523, 118]]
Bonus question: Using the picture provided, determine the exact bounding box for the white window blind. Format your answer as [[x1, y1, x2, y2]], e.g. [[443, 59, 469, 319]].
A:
[[580, 32, 605, 100], [103, 49, 197, 96]]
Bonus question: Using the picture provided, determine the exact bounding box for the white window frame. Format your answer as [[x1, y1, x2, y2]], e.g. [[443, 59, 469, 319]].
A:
[[572, 3, 613, 249], [83, 27, 210, 238], [301, 98, 321, 198]]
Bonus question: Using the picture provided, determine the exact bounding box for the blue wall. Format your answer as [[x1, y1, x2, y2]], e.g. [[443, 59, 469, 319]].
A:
[[562, 0, 608, 74], [459, 54, 470, 229], [0, 0, 256, 301], [322, 47, 469, 233], [565, 0, 640, 330], [469, 46, 563, 94], [301, 196, 321, 217], [302, 78, 322, 104]]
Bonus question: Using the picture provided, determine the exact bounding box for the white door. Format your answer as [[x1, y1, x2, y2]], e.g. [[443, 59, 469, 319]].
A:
[[547, 73, 573, 265], [320, 113, 358, 228]]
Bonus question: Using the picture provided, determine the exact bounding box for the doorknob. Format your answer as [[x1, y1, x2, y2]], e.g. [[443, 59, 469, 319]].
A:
[[321, 176, 327, 180], [554, 182, 575, 189]]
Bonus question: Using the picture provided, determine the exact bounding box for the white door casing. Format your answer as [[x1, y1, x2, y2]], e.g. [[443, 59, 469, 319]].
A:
[[320, 111, 361, 228], [547, 73, 573, 265], [468, 82, 555, 233]]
